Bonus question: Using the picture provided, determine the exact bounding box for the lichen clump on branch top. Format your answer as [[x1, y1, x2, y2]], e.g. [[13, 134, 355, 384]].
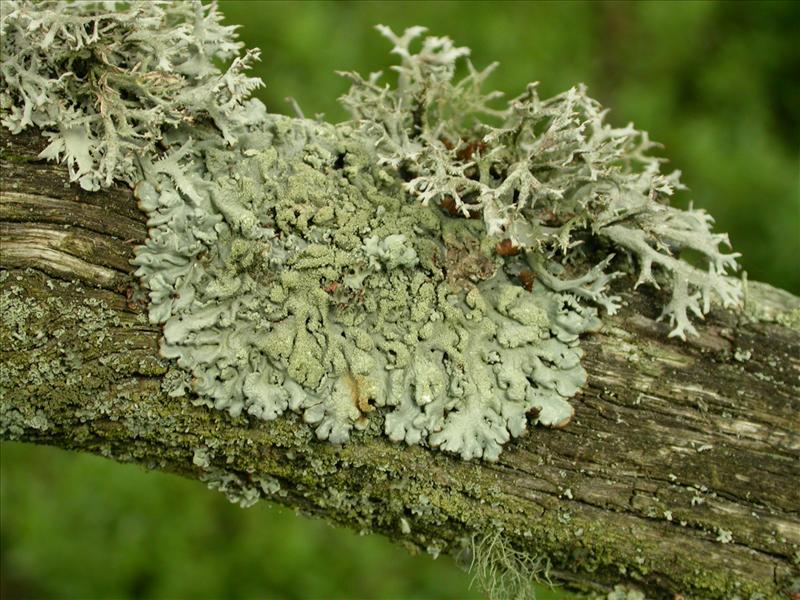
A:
[[0, 1, 742, 460]]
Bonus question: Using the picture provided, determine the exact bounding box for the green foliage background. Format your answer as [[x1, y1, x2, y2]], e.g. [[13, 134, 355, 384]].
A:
[[1, 2, 797, 599]]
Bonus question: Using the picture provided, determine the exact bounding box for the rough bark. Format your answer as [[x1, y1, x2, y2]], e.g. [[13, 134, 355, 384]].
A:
[[1, 127, 798, 600]]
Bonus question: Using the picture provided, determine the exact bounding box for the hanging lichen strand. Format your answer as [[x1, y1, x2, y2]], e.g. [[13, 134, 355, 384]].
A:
[[0, 2, 742, 460]]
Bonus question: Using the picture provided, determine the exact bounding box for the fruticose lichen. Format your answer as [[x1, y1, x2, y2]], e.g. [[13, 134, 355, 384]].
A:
[[468, 529, 552, 600], [0, 2, 742, 460]]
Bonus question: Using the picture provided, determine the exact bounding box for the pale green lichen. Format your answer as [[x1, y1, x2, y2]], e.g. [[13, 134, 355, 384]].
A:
[[201, 469, 263, 508], [468, 528, 552, 600], [340, 25, 741, 339], [0, 2, 742, 461], [135, 122, 598, 460], [602, 585, 646, 600], [716, 528, 733, 544], [0, 0, 263, 191]]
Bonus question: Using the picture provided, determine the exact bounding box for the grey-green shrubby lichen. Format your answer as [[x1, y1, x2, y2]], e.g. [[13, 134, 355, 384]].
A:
[[0, 0, 263, 191], [0, 2, 742, 461], [339, 26, 741, 339], [468, 528, 552, 600]]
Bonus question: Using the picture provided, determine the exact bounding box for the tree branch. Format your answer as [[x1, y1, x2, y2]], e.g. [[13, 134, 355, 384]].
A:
[[1, 127, 798, 599]]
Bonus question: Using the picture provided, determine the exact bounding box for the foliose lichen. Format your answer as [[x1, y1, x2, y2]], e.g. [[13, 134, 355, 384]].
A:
[[0, 2, 742, 461]]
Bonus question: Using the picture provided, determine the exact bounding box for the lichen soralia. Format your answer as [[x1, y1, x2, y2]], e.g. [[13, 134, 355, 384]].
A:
[[0, 2, 742, 460]]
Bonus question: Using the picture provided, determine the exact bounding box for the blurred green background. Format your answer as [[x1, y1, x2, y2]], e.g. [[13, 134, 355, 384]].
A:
[[2, 1, 798, 599]]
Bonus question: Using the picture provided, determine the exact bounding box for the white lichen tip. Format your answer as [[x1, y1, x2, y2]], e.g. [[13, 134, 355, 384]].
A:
[[1, 4, 743, 460]]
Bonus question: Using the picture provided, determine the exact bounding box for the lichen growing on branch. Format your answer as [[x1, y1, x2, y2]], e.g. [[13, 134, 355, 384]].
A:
[[0, 1, 742, 461], [339, 25, 741, 338], [0, 0, 263, 190]]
